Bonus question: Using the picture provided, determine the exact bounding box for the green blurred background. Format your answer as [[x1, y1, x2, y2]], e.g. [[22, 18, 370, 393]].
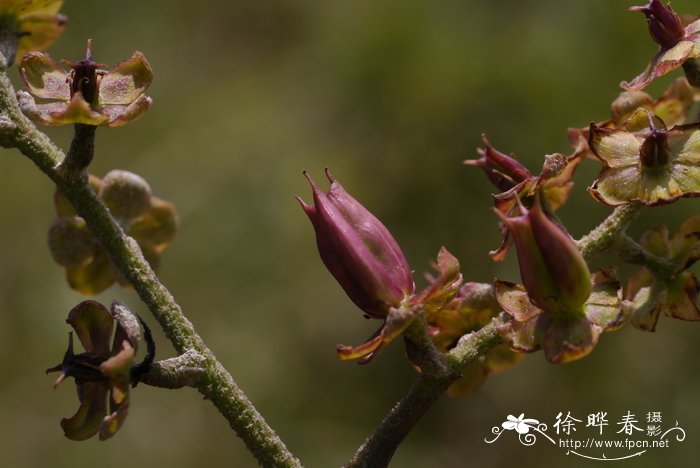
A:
[[2, 0, 700, 466]]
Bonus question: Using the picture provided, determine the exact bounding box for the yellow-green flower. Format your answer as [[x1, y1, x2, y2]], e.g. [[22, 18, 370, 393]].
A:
[[589, 111, 700, 206], [0, 0, 66, 65], [17, 40, 153, 126]]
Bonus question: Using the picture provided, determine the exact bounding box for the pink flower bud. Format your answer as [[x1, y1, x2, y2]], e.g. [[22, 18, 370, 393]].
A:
[[297, 170, 414, 318], [630, 0, 685, 49], [497, 195, 592, 316], [464, 134, 532, 193]]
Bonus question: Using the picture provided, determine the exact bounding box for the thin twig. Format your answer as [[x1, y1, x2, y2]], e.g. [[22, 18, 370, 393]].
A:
[[0, 72, 301, 468]]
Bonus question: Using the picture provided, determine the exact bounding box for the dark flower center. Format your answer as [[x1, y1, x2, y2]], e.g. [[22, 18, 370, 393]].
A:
[[639, 129, 671, 168], [66, 40, 103, 105]]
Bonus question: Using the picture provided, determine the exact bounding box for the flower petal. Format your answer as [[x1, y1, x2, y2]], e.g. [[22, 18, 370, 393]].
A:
[[337, 305, 423, 363], [100, 340, 135, 393], [15, 13, 67, 63], [497, 314, 542, 354], [99, 401, 129, 441], [48, 217, 98, 268], [670, 126, 700, 164], [588, 125, 642, 168], [484, 343, 525, 373], [621, 41, 695, 90], [654, 78, 695, 127], [584, 270, 624, 330], [60, 381, 108, 441], [99, 51, 153, 105], [66, 252, 117, 295], [542, 315, 602, 364], [640, 225, 671, 258], [410, 247, 463, 314], [445, 362, 489, 398], [34, 92, 109, 126], [102, 94, 152, 127], [668, 164, 700, 196], [128, 197, 178, 250], [18, 51, 69, 100], [664, 272, 700, 321], [66, 301, 113, 354], [494, 281, 541, 322], [630, 285, 663, 331], [589, 166, 643, 206], [16, 0, 64, 16]]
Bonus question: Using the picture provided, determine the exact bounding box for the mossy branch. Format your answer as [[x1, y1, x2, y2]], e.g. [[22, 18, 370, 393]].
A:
[[0, 72, 300, 468]]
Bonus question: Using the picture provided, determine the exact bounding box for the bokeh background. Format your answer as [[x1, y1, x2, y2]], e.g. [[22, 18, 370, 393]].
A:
[[1, 0, 700, 466]]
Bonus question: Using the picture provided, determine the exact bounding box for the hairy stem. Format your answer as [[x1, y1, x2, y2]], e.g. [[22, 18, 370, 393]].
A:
[[577, 202, 643, 261], [0, 73, 300, 468], [61, 123, 96, 173], [346, 314, 505, 468], [139, 350, 207, 389]]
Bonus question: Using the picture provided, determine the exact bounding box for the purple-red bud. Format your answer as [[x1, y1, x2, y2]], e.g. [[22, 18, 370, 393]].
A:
[[497, 195, 592, 316], [631, 0, 685, 49], [298, 170, 414, 318], [465, 135, 532, 193]]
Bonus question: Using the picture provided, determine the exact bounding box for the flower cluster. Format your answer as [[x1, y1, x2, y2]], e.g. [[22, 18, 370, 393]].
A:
[[426, 282, 523, 397], [465, 134, 585, 261], [49, 170, 177, 295], [46, 301, 153, 440], [625, 217, 700, 331]]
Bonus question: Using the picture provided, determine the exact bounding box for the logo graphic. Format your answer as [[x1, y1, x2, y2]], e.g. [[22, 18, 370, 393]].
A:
[[484, 412, 686, 461]]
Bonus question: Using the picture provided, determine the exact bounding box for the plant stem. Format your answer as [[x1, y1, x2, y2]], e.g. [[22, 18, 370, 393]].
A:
[[138, 350, 207, 389], [0, 73, 300, 468], [344, 374, 458, 468], [577, 202, 643, 261], [346, 314, 505, 468], [61, 123, 96, 173]]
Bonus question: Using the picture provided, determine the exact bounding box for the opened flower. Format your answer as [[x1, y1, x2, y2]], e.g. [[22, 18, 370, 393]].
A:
[[49, 170, 178, 295], [0, 0, 66, 66], [589, 111, 700, 206], [625, 217, 700, 331], [46, 301, 153, 441], [622, 0, 700, 90], [494, 196, 623, 363], [568, 77, 699, 161], [17, 39, 152, 126]]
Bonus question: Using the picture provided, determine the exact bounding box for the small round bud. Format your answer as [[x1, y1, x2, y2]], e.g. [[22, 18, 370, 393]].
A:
[[99, 170, 152, 221], [48, 217, 97, 267]]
